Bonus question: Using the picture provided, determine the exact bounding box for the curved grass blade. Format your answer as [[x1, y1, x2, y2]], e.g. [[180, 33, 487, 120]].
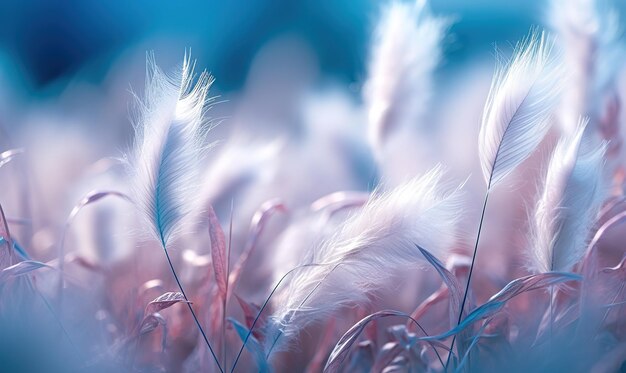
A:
[[140, 312, 167, 335], [421, 272, 581, 342], [0, 203, 17, 270], [0, 148, 24, 170], [229, 199, 287, 294], [58, 190, 133, 295], [145, 291, 189, 315], [417, 245, 463, 325], [0, 260, 51, 282], [228, 318, 269, 373], [323, 310, 443, 373], [208, 205, 228, 302]]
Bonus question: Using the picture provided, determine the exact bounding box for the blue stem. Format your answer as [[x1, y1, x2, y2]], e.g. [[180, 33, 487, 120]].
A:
[[163, 245, 223, 373], [446, 184, 491, 370]]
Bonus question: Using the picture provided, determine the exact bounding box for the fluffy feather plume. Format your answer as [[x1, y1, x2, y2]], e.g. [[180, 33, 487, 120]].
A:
[[364, 0, 448, 159], [268, 166, 463, 351], [549, 0, 622, 135], [129, 54, 213, 247], [479, 30, 563, 187], [531, 118, 607, 273]]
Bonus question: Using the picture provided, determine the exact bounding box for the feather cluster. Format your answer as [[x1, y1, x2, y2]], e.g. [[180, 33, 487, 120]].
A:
[[128, 54, 213, 247], [364, 0, 448, 159], [531, 119, 607, 273], [479, 31, 563, 188], [268, 166, 463, 350]]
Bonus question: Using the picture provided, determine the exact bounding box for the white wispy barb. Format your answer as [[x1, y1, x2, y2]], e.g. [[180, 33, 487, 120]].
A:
[[268, 166, 463, 352], [479, 30, 563, 188], [127, 55, 223, 371], [129, 54, 214, 247], [549, 0, 622, 135], [364, 0, 448, 160], [531, 118, 607, 273]]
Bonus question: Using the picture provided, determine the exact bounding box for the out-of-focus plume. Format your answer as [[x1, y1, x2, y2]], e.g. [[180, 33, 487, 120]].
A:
[[549, 0, 623, 150], [531, 118, 607, 273], [364, 0, 448, 162], [267, 166, 463, 353]]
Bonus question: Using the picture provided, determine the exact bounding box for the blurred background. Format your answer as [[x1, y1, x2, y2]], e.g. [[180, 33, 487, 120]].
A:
[[0, 0, 624, 257], [0, 2, 624, 371], [5, 0, 622, 96]]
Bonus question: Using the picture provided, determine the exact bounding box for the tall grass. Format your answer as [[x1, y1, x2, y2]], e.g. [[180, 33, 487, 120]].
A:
[[0, 0, 624, 372]]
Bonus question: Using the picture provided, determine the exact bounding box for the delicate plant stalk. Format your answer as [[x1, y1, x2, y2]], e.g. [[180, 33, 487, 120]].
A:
[[162, 243, 223, 373], [601, 282, 625, 326], [447, 179, 491, 370], [56, 191, 132, 312], [128, 55, 221, 371], [230, 262, 448, 372], [222, 202, 234, 371], [549, 285, 555, 351], [230, 264, 325, 372]]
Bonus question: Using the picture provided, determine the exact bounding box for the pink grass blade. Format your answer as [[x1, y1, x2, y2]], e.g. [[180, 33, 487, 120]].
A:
[[144, 291, 189, 315], [408, 287, 448, 326], [139, 312, 167, 335], [208, 205, 228, 302], [309, 191, 369, 219], [57, 190, 133, 304], [584, 210, 626, 271], [228, 199, 287, 293], [0, 203, 17, 270], [234, 294, 264, 339]]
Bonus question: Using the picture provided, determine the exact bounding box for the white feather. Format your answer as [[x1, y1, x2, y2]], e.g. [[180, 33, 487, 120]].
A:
[[549, 0, 622, 135], [479, 30, 563, 188], [531, 118, 607, 273], [128, 54, 214, 247], [364, 0, 448, 160], [267, 166, 463, 351]]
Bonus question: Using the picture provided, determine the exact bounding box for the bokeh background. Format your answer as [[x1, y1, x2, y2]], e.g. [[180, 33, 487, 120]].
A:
[[5, 0, 623, 95], [1, 0, 625, 266], [0, 2, 625, 372]]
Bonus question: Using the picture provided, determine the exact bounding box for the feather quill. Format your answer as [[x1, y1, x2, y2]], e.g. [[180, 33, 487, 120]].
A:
[[479, 31, 563, 188], [531, 118, 607, 273], [129, 54, 213, 247], [267, 166, 463, 352], [364, 0, 448, 159]]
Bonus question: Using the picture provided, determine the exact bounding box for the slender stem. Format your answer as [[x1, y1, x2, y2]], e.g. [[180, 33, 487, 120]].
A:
[[265, 262, 345, 359], [163, 246, 223, 373], [231, 264, 323, 373], [223, 201, 234, 371], [446, 185, 491, 370], [601, 282, 625, 326], [231, 263, 447, 373], [29, 276, 76, 350], [549, 285, 554, 352]]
